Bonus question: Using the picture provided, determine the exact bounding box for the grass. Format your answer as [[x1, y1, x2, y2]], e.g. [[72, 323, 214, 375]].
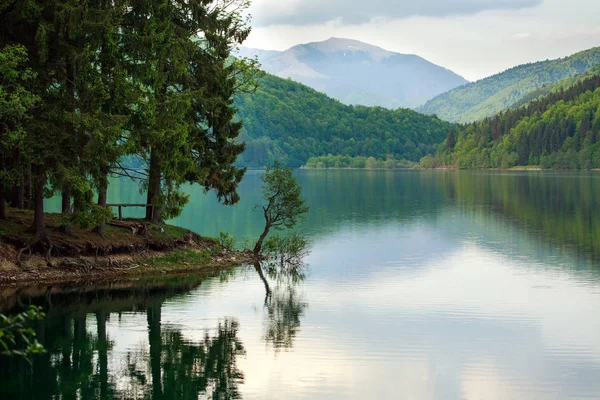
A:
[[150, 249, 212, 266], [0, 207, 255, 286], [0, 207, 220, 259]]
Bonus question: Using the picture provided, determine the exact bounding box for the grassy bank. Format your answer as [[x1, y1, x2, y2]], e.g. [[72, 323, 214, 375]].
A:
[[0, 208, 253, 286]]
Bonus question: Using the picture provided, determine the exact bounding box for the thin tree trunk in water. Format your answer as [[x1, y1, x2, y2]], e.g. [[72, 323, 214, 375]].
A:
[[146, 149, 162, 222], [94, 166, 109, 235], [61, 188, 73, 235], [32, 172, 46, 237], [147, 304, 163, 400], [253, 224, 270, 256]]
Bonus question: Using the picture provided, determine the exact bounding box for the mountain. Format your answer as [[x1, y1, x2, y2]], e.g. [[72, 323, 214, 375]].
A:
[[509, 64, 600, 109], [419, 47, 600, 123], [238, 38, 468, 109], [234, 73, 454, 168], [420, 75, 600, 170]]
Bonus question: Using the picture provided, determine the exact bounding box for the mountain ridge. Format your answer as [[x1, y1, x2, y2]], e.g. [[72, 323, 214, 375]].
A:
[[234, 72, 454, 167], [419, 46, 600, 123], [238, 37, 469, 109]]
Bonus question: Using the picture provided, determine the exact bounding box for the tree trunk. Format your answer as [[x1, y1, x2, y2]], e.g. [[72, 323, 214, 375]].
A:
[[32, 172, 46, 236], [62, 54, 76, 233], [24, 163, 32, 209], [61, 188, 73, 235], [146, 149, 162, 222], [253, 224, 270, 256], [94, 166, 109, 236], [0, 154, 6, 219], [10, 179, 24, 209], [0, 187, 6, 220]]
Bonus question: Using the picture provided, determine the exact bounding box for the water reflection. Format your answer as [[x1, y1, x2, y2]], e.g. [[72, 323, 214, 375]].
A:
[[0, 276, 246, 400], [17, 170, 600, 399], [254, 255, 309, 351], [0, 258, 310, 399]]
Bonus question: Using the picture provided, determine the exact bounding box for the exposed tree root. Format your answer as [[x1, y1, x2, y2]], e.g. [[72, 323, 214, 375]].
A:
[[16, 233, 56, 268]]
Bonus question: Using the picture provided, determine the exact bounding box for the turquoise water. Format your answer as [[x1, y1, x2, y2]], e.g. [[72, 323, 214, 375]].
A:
[[2, 170, 600, 399]]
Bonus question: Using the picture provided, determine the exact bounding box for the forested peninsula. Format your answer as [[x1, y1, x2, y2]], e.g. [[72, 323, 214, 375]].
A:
[[0, 0, 258, 277]]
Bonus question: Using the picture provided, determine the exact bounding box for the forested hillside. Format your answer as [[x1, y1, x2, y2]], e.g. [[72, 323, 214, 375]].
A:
[[509, 64, 600, 109], [419, 47, 600, 123], [421, 76, 600, 170], [235, 74, 454, 167]]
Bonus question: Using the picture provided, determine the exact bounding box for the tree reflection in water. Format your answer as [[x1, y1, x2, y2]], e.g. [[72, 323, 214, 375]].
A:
[[128, 304, 245, 400], [0, 245, 313, 399], [254, 240, 310, 351], [0, 279, 245, 400]]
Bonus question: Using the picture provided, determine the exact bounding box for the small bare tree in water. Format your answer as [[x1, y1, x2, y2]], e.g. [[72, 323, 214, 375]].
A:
[[253, 162, 309, 256]]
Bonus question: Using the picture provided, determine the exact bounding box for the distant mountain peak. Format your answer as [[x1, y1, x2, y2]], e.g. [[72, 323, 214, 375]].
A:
[[241, 38, 468, 109], [297, 37, 397, 62]]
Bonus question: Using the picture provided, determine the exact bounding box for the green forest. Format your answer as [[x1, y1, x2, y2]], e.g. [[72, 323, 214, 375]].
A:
[[234, 74, 454, 167], [0, 0, 257, 246], [419, 46, 600, 123], [421, 75, 600, 170], [303, 155, 415, 169]]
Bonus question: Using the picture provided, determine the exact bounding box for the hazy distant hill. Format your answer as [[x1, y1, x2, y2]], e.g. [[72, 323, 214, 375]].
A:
[[238, 38, 468, 109], [423, 75, 600, 170], [234, 74, 454, 168], [509, 64, 600, 109], [419, 47, 600, 123]]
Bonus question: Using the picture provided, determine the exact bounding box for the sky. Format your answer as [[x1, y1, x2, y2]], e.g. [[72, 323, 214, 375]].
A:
[[243, 0, 600, 81]]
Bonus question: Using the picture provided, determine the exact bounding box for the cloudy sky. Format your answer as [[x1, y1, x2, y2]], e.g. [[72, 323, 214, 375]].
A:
[[243, 0, 600, 81]]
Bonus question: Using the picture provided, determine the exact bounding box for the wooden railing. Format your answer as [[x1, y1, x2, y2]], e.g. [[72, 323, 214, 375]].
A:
[[106, 204, 153, 221]]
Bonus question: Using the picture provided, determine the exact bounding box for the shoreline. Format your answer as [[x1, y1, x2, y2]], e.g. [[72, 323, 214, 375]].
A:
[[0, 208, 255, 287], [0, 246, 254, 287]]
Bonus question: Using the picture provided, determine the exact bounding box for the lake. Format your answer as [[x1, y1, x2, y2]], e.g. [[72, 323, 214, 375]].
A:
[[2, 170, 600, 399]]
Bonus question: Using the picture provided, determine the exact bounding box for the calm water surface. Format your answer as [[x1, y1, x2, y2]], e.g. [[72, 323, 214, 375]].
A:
[[2, 170, 600, 399]]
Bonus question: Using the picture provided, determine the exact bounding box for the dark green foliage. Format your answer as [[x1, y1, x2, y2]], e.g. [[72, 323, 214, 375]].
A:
[[419, 46, 600, 123], [0, 45, 38, 219], [424, 75, 600, 170], [235, 74, 454, 168], [0, 306, 46, 360], [303, 155, 415, 169], [0, 0, 255, 244], [509, 64, 600, 109], [218, 232, 236, 251]]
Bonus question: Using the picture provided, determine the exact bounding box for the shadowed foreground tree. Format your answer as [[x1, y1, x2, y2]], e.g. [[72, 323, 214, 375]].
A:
[[0, 45, 38, 221]]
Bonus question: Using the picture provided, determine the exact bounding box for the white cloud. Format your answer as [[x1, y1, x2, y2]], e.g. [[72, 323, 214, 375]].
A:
[[244, 0, 600, 81], [251, 0, 543, 27]]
